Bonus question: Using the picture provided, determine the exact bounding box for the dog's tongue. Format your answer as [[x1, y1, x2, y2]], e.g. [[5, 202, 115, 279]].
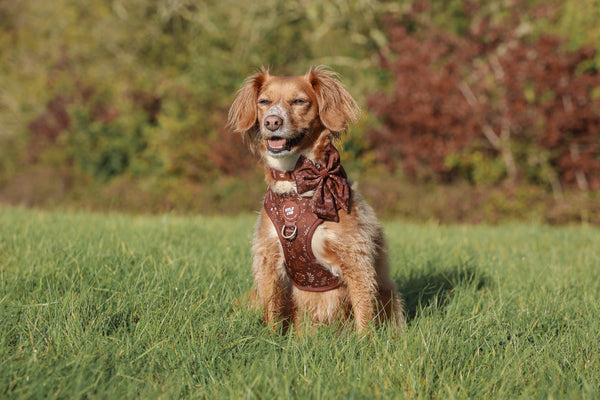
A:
[[268, 138, 286, 149]]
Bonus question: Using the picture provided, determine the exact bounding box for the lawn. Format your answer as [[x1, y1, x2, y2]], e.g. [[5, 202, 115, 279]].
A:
[[1, 207, 598, 399]]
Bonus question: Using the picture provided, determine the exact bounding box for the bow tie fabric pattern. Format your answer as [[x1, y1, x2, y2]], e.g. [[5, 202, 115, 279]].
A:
[[294, 144, 351, 222]]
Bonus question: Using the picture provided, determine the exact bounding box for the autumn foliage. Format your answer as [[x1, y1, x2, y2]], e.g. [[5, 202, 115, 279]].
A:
[[367, 2, 600, 192], [2, 0, 599, 222]]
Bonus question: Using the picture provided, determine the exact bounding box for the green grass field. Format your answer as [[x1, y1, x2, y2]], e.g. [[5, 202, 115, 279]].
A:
[[1, 207, 599, 399]]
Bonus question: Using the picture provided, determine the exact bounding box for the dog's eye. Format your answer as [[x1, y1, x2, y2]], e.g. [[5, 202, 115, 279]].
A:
[[292, 99, 307, 105], [258, 99, 271, 106]]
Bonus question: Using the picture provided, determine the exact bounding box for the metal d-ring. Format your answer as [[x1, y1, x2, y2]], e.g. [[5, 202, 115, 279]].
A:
[[281, 224, 297, 240]]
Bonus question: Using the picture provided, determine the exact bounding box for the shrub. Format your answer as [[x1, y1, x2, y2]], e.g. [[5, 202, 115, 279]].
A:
[[367, 1, 600, 191]]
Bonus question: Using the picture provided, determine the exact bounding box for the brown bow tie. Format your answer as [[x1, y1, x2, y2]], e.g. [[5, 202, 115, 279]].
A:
[[293, 144, 351, 222]]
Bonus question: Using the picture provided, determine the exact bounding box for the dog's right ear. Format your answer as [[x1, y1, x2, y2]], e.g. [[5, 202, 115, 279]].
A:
[[228, 68, 269, 149]]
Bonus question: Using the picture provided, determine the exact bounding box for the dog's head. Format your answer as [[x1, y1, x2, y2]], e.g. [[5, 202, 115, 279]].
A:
[[228, 66, 359, 168]]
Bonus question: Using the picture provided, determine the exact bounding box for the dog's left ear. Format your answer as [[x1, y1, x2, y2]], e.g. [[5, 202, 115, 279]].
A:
[[306, 66, 360, 135], [228, 68, 269, 150]]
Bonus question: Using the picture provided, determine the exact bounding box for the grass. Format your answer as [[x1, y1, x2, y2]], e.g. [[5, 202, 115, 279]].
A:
[[1, 207, 599, 399]]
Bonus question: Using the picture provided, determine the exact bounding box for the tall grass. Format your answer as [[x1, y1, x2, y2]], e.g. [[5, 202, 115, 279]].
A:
[[1, 207, 598, 399]]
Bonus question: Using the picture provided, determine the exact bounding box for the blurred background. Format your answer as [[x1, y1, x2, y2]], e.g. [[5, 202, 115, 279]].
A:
[[1, 0, 599, 224]]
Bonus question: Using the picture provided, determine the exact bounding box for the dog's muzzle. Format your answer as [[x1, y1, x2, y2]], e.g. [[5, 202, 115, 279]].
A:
[[263, 113, 305, 154]]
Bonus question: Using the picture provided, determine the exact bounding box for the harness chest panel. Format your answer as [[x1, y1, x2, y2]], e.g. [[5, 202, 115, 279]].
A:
[[263, 189, 341, 292]]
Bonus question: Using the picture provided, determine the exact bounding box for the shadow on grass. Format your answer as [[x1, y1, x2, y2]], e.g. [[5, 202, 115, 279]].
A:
[[397, 265, 489, 322]]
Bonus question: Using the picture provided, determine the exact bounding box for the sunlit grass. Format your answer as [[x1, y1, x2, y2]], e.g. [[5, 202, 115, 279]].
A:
[[1, 207, 598, 398]]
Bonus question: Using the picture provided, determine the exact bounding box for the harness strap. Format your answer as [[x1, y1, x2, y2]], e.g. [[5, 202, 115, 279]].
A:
[[264, 189, 341, 292]]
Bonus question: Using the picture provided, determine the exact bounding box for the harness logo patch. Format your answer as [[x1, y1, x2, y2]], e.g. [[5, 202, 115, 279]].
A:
[[282, 200, 299, 222]]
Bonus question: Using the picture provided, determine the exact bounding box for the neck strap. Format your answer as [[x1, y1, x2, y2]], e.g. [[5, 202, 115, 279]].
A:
[[270, 168, 294, 182]]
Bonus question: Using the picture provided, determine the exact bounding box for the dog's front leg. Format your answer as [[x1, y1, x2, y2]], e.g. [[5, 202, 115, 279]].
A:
[[252, 213, 292, 330], [255, 278, 290, 330], [343, 269, 377, 333], [318, 240, 378, 333]]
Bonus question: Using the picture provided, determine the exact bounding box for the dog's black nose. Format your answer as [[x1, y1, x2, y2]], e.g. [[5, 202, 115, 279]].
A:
[[264, 115, 283, 131]]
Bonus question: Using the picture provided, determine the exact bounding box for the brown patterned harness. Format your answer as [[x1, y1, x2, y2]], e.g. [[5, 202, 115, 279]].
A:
[[263, 143, 351, 292]]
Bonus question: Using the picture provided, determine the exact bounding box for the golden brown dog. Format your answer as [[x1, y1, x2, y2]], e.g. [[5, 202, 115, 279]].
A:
[[228, 66, 403, 333]]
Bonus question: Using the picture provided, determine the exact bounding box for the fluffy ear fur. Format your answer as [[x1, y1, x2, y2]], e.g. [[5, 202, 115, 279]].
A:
[[228, 68, 269, 151], [306, 66, 360, 136]]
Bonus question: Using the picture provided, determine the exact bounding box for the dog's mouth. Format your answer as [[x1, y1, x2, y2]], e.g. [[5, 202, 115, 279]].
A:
[[267, 134, 305, 154]]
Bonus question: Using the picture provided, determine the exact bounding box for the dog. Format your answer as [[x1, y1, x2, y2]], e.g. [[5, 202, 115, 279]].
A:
[[228, 66, 403, 333]]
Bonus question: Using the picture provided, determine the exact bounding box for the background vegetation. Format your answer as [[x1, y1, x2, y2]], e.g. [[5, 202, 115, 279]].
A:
[[1, 207, 599, 398], [1, 0, 599, 223]]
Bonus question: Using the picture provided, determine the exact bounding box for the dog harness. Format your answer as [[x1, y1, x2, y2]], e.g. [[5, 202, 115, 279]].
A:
[[263, 143, 351, 292]]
